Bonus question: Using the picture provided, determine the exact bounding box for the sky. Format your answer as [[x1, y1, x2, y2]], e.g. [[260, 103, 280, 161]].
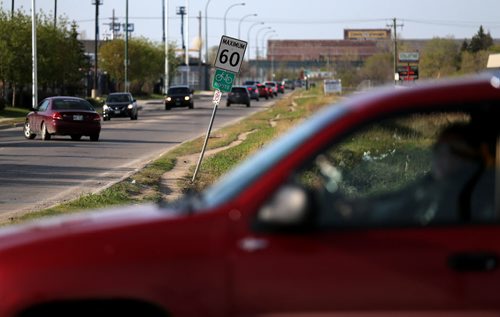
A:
[[4, 0, 500, 57]]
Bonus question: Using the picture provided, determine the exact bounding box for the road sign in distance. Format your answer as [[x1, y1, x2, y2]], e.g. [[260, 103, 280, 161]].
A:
[[212, 69, 236, 93], [214, 36, 247, 73], [399, 52, 420, 63]]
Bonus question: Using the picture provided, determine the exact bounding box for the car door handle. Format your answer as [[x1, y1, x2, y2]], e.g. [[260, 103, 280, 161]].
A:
[[447, 252, 498, 272], [238, 237, 268, 252]]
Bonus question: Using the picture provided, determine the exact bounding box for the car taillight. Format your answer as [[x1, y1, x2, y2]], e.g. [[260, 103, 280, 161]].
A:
[[92, 113, 101, 121], [52, 112, 63, 120]]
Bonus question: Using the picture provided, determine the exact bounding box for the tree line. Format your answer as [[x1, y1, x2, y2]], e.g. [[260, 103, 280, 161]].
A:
[[0, 8, 178, 109]]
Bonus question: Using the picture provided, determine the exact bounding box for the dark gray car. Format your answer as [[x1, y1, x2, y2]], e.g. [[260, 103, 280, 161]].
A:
[[227, 86, 251, 107], [103, 92, 138, 121]]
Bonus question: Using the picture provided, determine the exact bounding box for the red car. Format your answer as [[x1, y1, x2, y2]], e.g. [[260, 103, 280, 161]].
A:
[[23, 96, 101, 141], [3, 74, 500, 316], [256, 83, 270, 100]]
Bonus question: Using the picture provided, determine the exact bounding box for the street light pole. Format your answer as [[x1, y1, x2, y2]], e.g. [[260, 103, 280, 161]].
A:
[[204, 0, 211, 64], [255, 26, 271, 81], [261, 29, 275, 55], [223, 2, 245, 35], [246, 21, 263, 61], [238, 13, 256, 39], [92, 0, 102, 97]]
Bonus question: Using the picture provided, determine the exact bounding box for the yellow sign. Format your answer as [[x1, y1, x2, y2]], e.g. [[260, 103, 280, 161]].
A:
[[345, 29, 391, 40]]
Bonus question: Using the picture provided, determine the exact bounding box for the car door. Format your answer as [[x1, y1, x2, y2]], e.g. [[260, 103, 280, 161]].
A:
[[31, 99, 50, 133], [229, 110, 500, 316]]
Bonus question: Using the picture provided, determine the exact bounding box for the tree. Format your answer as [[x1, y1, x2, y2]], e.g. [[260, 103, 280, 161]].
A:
[[360, 52, 393, 85], [100, 38, 177, 93], [420, 37, 460, 79], [467, 25, 493, 53]]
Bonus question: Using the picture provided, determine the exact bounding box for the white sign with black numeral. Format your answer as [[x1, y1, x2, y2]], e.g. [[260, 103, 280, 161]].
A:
[[214, 35, 247, 73]]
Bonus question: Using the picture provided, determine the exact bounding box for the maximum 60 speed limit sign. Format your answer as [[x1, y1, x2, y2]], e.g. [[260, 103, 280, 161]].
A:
[[214, 35, 247, 73]]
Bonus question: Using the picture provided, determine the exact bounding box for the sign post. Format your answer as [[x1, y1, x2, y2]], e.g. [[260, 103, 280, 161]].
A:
[[192, 36, 247, 182]]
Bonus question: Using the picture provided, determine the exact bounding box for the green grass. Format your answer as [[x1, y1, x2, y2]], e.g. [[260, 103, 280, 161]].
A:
[[0, 107, 30, 126]]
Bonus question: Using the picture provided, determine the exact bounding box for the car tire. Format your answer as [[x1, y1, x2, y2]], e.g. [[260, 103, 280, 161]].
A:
[[165, 104, 171, 111], [41, 122, 51, 141], [23, 121, 36, 139], [246, 102, 250, 107], [90, 133, 99, 141], [131, 113, 138, 120], [71, 134, 82, 141], [189, 103, 194, 109], [226, 102, 231, 107], [256, 98, 259, 102], [103, 117, 110, 121]]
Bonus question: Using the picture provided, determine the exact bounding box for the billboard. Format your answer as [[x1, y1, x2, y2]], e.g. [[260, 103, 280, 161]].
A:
[[344, 29, 391, 40]]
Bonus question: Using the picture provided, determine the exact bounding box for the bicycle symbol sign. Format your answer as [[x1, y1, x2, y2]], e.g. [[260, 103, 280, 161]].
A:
[[212, 69, 235, 93]]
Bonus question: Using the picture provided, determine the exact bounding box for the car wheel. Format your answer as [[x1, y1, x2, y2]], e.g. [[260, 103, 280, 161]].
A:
[[226, 102, 231, 107], [131, 113, 138, 120], [265, 96, 268, 100], [189, 103, 194, 109], [71, 134, 82, 141], [256, 98, 259, 102], [23, 120, 36, 139], [41, 122, 51, 141], [165, 104, 171, 111], [103, 117, 110, 121], [90, 133, 99, 141], [246, 102, 250, 107]]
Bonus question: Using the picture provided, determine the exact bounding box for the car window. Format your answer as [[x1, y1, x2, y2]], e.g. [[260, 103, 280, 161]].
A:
[[231, 87, 247, 93], [168, 87, 189, 94], [37, 100, 50, 111], [285, 111, 497, 228], [53, 99, 94, 111], [107, 94, 131, 102]]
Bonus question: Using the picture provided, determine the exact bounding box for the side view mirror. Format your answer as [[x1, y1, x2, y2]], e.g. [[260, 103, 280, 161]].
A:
[[254, 184, 314, 233]]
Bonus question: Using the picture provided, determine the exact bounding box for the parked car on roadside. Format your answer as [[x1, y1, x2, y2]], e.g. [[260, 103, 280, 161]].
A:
[[164, 86, 194, 110], [6, 73, 500, 317], [23, 96, 101, 141], [243, 85, 260, 101], [102, 92, 138, 121], [227, 85, 251, 107]]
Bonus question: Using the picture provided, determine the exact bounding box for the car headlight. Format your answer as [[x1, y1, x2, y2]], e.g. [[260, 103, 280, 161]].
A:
[[127, 104, 133, 109], [103, 105, 109, 111], [166, 97, 172, 101], [184, 96, 190, 101]]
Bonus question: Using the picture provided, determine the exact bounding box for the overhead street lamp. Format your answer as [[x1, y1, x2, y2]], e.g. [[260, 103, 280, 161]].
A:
[[223, 2, 245, 36], [204, 0, 212, 64], [261, 29, 276, 55], [267, 33, 278, 80], [246, 21, 264, 61], [255, 26, 271, 60], [238, 13, 257, 39]]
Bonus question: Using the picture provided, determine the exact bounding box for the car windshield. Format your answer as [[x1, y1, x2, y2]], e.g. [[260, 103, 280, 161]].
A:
[[52, 99, 94, 111], [168, 87, 189, 94], [107, 94, 131, 102], [232, 88, 246, 93]]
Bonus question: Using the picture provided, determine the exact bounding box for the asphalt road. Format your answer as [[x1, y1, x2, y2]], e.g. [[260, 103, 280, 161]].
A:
[[0, 95, 278, 220]]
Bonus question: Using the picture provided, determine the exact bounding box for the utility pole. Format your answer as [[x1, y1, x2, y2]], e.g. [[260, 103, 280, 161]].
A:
[[198, 11, 202, 90], [164, 0, 169, 92], [54, 0, 57, 28], [162, 0, 166, 44], [125, 0, 129, 92], [92, 0, 102, 98], [177, 6, 186, 50], [388, 17, 403, 85], [11, 0, 14, 18]]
